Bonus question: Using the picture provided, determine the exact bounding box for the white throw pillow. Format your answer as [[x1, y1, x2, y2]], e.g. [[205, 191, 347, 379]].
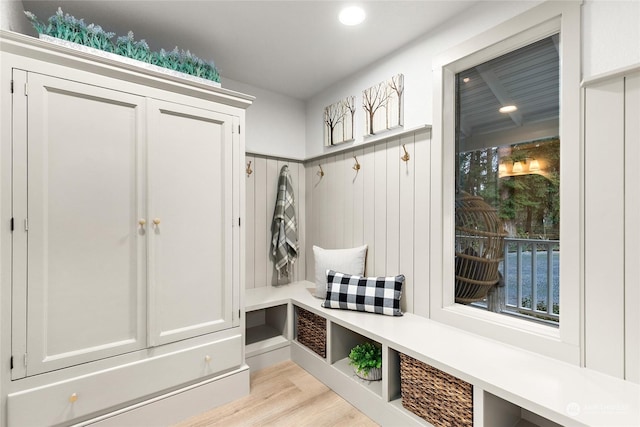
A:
[[312, 245, 367, 298]]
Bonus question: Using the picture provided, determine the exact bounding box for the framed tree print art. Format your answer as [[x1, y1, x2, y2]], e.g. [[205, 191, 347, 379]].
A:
[[363, 74, 404, 136], [324, 96, 356, 146]]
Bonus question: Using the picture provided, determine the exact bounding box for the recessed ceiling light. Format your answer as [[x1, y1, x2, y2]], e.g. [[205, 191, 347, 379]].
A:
[[339, 6, 366, 26], [463, 77, 470, 83], [499, 105, 518, 113]]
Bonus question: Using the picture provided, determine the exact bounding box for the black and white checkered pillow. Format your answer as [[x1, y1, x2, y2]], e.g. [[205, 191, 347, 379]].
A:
[[321, 270, 404, 316]]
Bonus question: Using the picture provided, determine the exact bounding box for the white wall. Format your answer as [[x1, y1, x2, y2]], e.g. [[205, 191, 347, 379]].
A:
[[584, 70, 640, 382], [223, 79, 306, 160], [582, 0, 640, 79], [304, 129, 431, 315], [305, 0, 640, 159], [245, 156, 306, 288], [0, 0, 32, 34], [304, 1, 542, 159]]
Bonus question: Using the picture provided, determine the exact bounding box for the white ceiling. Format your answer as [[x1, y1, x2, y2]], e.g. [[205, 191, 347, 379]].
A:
[[458, 34, 559, 149], [21, 0, 478, 100]]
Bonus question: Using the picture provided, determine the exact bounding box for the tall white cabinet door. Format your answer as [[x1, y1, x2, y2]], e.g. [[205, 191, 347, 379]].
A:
[[147, 99, 236, 346], [21, 73, 147, 376]]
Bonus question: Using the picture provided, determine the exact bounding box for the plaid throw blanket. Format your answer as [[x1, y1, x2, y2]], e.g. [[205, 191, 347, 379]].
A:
[[271, 165, 298, 279]]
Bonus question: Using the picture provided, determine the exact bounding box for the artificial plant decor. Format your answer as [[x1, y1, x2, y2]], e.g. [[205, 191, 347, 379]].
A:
[[348, 342, 382, 381], [24, 8, 220, 84]]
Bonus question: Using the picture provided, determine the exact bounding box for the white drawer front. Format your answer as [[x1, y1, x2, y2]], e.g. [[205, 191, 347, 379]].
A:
[[7, 335, 242, 427]]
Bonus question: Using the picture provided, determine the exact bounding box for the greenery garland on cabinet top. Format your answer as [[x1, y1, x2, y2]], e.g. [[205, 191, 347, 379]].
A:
[[24, 8, 220, 84]]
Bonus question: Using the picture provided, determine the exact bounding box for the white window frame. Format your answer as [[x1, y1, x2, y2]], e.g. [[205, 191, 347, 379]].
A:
[[430, 1, 582, 364]]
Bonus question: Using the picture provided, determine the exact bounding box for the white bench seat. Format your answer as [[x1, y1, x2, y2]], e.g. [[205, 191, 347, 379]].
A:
[[246, 281, 640, 427]]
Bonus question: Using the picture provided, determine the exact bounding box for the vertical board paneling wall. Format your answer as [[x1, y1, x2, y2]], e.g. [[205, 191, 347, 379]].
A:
[[245, 156, 306, 288], [625, 73, 640, 383], [305, 129, 430, 314], [245, 128, 429, 315], [584, 70, 640, 382]]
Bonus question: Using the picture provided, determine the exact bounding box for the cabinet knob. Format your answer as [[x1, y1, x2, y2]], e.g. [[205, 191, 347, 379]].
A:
[[204, 355, 211, 363], [69, 393, 78, 403], [138, 219, 146, 226], [153, 218, 161, 225]]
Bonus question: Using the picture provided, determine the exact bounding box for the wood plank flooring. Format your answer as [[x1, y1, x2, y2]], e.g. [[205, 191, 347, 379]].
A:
[[174, 361, 379, 426]]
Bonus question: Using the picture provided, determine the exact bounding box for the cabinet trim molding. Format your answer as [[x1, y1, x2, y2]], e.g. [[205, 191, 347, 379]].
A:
[[0, 30, 254, 108]]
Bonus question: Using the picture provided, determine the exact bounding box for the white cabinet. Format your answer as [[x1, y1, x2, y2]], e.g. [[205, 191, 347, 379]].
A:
[[7, 336, 243, 427], [1, 30, 252, 426], [147, 99, 237, 346], [12, 72, 148, 377], [13, 72, 239, 376]]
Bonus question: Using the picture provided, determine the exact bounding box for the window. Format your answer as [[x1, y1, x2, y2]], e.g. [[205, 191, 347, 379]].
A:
[[431, 2, 581, 363], [455, 35, 560, 325]]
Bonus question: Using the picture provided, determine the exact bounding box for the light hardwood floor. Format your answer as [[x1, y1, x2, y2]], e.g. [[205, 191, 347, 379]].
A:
[[174, 361, 379, 426]]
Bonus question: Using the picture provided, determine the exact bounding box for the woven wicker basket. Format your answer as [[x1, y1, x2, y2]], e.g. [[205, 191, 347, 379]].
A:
[[455, 191, 507, 304], [296, 307, 326, 358], [399, 353, 473, 427]]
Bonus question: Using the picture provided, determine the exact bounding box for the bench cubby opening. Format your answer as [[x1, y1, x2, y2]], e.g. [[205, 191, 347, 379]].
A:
[[330, 322, 383, 398], [245, 304, 289, 358], [481, 391, 562, 427]]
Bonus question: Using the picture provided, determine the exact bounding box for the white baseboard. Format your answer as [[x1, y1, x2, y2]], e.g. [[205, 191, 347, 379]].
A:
[[246, 345, 291, 373]]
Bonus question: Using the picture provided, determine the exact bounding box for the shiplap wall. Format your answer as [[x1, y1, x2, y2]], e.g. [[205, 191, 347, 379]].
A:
[[245, 128, 430, 314], [304, 128, 431, 314], [584, 70, 640, 382], [245, 155, 306, 288]]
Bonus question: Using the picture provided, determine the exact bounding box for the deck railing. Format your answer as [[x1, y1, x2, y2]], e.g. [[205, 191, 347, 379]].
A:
[[501, 237, 559, 322], [470, 237, 560, 323]]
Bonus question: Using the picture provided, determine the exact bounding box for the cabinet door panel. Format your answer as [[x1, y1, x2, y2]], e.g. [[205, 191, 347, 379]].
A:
[[148, 99, 235, 346], [24, 73, 147, 375]]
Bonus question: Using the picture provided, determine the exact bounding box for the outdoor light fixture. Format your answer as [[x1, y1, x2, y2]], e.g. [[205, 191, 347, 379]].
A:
[[499, 157, 545, 178], [339, 6, 366, 26], [512, 161, 524, 173], [499, 105, 518, 113], [498, 141, 552, 179]]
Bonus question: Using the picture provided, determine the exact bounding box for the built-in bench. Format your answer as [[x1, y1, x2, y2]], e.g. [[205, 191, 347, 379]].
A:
[[245, 281, 640, 427]]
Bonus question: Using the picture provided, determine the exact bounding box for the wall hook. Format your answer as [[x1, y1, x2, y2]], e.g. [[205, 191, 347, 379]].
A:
[[352, 155, 361, 171], [246, 161, 253, 177], [401, 144, 410, 162], [317, 164, 324, 177]]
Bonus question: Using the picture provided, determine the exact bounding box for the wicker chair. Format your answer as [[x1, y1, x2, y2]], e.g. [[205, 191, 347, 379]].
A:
[[455, 191, 507, 304]]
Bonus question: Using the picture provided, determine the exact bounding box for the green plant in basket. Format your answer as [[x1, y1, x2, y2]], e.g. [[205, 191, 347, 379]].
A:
[[348, 342, 382, 377]]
